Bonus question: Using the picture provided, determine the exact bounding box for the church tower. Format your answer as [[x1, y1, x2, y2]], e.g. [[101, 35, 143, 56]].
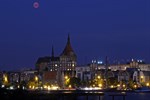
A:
[[60, 34, 77, 77]]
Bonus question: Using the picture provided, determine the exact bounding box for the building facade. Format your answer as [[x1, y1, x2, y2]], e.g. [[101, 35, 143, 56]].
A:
[[36, 34, 77, 87]]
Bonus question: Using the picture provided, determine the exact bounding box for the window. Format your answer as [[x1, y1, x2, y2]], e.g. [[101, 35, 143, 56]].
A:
[[72, 64, 74, 67]]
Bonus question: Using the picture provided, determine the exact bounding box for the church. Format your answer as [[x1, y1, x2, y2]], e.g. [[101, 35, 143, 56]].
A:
[[36, 34, 77, 87]]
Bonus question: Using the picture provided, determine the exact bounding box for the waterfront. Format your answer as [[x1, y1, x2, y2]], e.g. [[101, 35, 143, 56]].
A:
[[73, 92, 150, 100], [104, 92, 150, 100], [1, 89, 150, 100]]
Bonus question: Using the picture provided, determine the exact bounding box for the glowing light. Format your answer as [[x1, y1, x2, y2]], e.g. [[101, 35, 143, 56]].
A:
[[125, 67, 126, 70], [111, 85, 114, 88], [43, 85, 47, 89], [4, 75, 8, 83], [33, 2, 39, 9], [65, 76, 68, 79], [32, 86, 35, 89], [123, 84, 125, 88], [98, 84, 102, 87], [1, 85, 5, 88], [35, 76, 38, 81], [51, 86, 59, 90], [97, 76, 100, 79], [84, 87, 91, 90], [10, 86, 14, 90], [97, 61, 103, 64], [141, 76, 144, 79], [69, 85, 71, 88], [23, 86, 25, 90], [117, 84, 120, 87], [134, 85, 137, 88], [72, 64, 75, 67], [48, 86, 50, 90], [18, 85, 20, 88], [146, 83, 149, 86], [132, 59, 134, 61], [82, 87, 101, 90], [29, 85, 31, 89]]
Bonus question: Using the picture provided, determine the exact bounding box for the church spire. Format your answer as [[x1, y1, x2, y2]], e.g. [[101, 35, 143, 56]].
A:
[[60, 34, 76, 57], [67, 33, 70, 44], [51, 45, 54, 57]]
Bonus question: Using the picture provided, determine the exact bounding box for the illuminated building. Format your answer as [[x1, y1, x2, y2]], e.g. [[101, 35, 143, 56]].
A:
[[36, 34, 77, 87]]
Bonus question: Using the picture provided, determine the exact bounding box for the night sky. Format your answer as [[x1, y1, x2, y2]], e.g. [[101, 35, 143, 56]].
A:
[[0, 0, 150, 71]]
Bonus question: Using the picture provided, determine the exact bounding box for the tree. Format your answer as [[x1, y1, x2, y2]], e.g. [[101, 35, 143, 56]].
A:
[[68, 77, 81, 88], [107, 77, 118, 86]]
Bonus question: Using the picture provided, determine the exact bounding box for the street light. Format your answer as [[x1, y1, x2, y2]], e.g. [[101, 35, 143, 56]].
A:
[[64, 76, 70, 88], [97, 76, 100, 79], [98, 83, 102, 88], [3, 74, 8, 86], [65, 76, 68, 79], [35, 76, 38, 81], [117, 84, 120, 87], [146, 83, 149, 87], [4, 75, 8, 83], [134, 84, 137, 88], [69, 85, 72, 88], [35, 76, 39, 89], [141, 76, 144, 83], [123, 84, 125, 88]]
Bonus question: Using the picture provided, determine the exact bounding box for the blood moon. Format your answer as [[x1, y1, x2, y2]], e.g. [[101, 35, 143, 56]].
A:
[[33, 2, 39, 9]]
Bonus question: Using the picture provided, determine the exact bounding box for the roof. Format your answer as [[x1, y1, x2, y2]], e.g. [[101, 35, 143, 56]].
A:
[[36, 56, 60, 64], [36, 57, 50, 64], [60, 34, 76, 57], [50, 57, 60, 61]]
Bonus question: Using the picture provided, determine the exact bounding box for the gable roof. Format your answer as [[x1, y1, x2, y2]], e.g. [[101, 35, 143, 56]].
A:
[[60, 34, 76, 57]]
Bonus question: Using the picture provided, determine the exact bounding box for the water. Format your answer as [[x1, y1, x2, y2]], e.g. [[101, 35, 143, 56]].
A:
[[2, 89, 150, 100], [43, 91, 150, 100], [77, 92, 150, 100], [124, 92, 150, 100], [40, 90, 150, 100]]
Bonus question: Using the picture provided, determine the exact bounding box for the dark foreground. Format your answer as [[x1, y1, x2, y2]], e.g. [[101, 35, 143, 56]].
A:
[[0, 88, 105, 100], [1, 88, 150, 100]]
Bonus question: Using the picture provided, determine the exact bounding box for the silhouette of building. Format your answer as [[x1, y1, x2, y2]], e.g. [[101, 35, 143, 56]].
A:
[[36, 34, 77, 87]]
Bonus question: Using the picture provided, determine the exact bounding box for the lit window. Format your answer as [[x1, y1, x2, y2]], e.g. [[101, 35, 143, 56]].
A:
[[72, 64, 74, 67]]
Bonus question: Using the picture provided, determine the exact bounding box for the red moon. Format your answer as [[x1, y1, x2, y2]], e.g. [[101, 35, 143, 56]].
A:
[[33, 2, 39, 9]]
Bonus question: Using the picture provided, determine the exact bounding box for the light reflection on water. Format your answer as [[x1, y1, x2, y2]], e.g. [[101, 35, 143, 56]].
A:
[[103, 92, 150, 100], [70, 92, 150, 100], [40, 91, 150, 100]]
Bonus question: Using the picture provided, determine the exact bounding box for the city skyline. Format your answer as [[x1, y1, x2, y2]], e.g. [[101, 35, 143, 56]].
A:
[[0, 0, 150, 71]]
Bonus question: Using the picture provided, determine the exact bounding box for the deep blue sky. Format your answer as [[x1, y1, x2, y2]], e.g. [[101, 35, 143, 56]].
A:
[[0, 0, 150, 71]]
